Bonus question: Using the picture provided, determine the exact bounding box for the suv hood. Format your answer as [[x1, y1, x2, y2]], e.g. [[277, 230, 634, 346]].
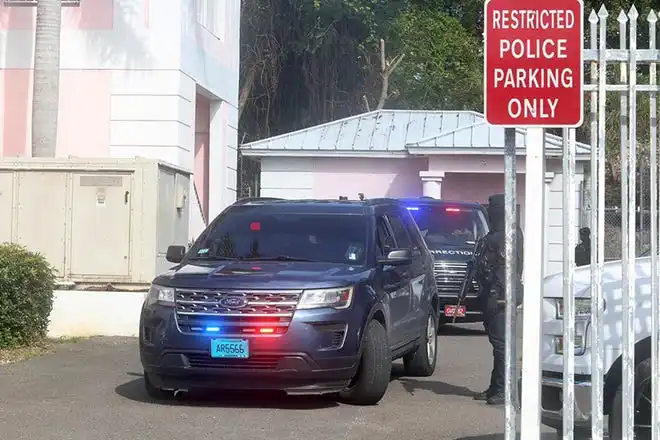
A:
[[428, 245, 474, 262], [153, 260, 371, 290]]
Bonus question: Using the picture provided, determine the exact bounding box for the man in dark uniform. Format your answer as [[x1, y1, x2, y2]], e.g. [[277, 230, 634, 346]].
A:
[[472, 194, 524, 405], [574, 227, 591, 267]]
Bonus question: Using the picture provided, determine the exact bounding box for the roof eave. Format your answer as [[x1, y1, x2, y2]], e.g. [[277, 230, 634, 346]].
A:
[[239, 149, 408, 158]]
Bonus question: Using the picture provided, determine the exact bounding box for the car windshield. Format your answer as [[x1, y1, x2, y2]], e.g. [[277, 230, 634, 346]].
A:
[[406, 205, 479, 248], [190, 207, 368, 265]]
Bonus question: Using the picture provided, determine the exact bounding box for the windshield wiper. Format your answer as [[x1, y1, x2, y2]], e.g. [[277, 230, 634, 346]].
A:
[[241, 255, 319, 262]]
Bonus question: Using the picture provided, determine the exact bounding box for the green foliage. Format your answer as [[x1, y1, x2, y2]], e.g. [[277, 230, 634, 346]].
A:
[[0, 243, 55, 349], [390, 6, 483, 110]]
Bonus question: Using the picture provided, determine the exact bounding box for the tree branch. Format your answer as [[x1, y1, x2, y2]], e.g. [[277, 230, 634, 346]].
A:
[[376, 38, 405, 110]]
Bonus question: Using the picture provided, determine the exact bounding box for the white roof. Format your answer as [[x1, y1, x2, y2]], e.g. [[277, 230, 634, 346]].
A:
[[240, 109, 591, 157]]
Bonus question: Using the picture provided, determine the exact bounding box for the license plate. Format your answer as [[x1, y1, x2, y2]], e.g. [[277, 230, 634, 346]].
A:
[[210, 338, 249, 359], [444, 305, 466, 317]]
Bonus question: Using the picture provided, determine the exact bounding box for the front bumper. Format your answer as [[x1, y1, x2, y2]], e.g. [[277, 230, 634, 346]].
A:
[[139, 304, 361, 395], [537, 372, 593, 429], [436, 294, 483, 323]]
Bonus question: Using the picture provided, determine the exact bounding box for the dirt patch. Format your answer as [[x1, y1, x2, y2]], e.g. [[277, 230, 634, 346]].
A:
[[0, 337, 85, 366]]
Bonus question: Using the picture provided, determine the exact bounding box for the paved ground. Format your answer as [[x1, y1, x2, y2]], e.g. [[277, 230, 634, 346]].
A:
[[0, 324, 556, 440]]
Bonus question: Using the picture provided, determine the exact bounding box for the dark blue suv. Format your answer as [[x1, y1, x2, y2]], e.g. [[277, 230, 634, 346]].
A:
[[139, 198, 439, 405]]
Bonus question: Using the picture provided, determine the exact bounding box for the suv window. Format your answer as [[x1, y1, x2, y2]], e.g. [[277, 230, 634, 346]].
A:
[[386, 213, 413, 249], [406, 205, 480, 248], [376, 216, 395, 256], [192, 206, 368, 265], [476, 210, 489, 240], [400, 209, 425, 251]]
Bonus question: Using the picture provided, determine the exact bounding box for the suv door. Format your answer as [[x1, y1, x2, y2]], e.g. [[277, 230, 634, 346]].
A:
[[400, 207, 435, 324], [375, 213, 411, 349], [384, 209, 422, 345]]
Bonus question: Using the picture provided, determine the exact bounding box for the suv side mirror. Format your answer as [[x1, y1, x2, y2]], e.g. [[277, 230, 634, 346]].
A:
[[377, 248, 413, 266], [166, 245, 186, 263]]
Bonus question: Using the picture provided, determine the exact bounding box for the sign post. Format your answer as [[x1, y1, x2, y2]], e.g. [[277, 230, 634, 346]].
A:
[[483, 1, 584, 439]]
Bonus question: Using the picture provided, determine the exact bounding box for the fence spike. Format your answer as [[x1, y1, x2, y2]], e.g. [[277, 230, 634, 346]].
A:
[[618, 9, 628, 23], [589, 9, 599, 23], [628, 5, 639, 20], [598, 4, 608, 18], [649, 10, 658, 23]]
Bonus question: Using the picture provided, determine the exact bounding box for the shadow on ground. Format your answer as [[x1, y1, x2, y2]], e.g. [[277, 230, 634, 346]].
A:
[[115, 372, 339, 410], [438, 324, 486, 337], [390, 363, 477, 398]]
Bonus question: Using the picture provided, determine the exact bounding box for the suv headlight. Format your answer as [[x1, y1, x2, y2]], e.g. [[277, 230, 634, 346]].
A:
[[555, 298, 593, 319], [298, 286, 354, 310], [145, 284, 175, 306]]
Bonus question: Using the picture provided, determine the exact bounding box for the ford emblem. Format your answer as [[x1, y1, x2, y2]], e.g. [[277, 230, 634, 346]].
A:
[[219, 296, 247, 309]]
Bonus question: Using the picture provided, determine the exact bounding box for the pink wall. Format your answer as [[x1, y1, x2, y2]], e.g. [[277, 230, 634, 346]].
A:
[[194, 95, 210, 221], [311, 157, 428, 199], [0, 70, 111, 158], [442, 172, 527, 226], [0, 0, 115, 30]]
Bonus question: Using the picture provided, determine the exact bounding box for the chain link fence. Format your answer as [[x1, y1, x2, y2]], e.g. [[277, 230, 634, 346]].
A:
[[601, 207, 652, 261], [580, 181, 652, 261], [237, 151, 261, 199]]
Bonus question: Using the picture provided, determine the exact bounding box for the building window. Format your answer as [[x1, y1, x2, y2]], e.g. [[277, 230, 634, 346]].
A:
[[2, 0, 80, 6], [194, 0, 224, 39]]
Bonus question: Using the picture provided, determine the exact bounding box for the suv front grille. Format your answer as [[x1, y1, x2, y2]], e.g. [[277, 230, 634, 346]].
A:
[[175, 289, 302, 335], [433, 261, 478, 295], [185, 353, 281, 370]]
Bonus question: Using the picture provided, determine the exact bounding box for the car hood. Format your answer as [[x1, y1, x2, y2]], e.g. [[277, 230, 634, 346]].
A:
[[542, 257, 653, 299], [153, 260, 371, 290]]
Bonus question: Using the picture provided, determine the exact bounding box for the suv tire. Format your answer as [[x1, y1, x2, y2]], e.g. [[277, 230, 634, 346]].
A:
[[403, 311, 437, 377], [608, 356, 652, 439], [339, 320, 391, 405], [144, 371, 172, 401]]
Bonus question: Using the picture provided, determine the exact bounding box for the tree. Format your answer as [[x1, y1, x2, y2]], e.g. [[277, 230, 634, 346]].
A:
[[31, 0, 62, 158], [389, 6, 483, 110]]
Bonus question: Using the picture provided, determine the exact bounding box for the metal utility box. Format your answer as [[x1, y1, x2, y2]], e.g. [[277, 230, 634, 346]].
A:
[[0, 157, 191, 285]]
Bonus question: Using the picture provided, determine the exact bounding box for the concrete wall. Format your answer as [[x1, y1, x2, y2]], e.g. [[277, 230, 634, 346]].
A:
[[48, 290, 146, 338]]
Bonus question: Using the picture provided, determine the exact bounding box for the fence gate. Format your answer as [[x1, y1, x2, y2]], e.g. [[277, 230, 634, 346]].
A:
[[508, 4, 660, 439]]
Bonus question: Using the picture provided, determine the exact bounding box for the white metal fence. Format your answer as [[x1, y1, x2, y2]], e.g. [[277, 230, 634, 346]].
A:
[[506, 4, 660, 439]]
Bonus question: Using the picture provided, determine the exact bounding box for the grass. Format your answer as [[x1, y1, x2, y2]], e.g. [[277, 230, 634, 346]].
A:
[[0, 337, 86, 365]]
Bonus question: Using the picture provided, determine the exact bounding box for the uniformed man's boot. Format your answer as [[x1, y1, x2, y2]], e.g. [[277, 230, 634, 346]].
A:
[[472, 389, 491, 401], [486, 392, 505, 405]]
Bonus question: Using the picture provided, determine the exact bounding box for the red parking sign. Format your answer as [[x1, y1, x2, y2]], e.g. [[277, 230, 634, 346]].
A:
[[484, 0, 584, 127]]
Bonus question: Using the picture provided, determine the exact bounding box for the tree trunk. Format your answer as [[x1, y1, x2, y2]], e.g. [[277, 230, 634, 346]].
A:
[[31, 0, 62, 158], [238, 63, 258, 123]]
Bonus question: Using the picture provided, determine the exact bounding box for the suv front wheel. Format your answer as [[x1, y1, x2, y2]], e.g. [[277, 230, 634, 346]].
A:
[[339, 319, 391, 405], [403, 310, 437, 377]]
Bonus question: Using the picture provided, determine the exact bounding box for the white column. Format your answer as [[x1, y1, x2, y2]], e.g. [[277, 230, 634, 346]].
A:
[[520, 128, 546, 440], [419, 171, 445, 199]]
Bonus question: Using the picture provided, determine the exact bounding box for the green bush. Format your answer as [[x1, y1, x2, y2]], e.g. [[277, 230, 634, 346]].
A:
[[0, 243, 56, 349]]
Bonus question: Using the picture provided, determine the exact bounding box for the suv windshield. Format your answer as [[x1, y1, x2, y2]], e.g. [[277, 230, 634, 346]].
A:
[[406, 205, 480, 248], [191, 206, 368, 265]]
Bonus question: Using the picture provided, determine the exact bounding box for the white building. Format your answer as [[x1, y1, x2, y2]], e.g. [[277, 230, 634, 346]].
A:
[[0, 0, 240, 236]]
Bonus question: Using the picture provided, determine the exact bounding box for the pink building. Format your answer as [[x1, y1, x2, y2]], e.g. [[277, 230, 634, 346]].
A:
[[240, 110, 592, 276], [0, 0, 240, 238]]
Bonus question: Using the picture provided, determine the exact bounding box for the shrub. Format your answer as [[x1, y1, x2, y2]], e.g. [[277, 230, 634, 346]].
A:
[[0, 243, 56, 349]]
